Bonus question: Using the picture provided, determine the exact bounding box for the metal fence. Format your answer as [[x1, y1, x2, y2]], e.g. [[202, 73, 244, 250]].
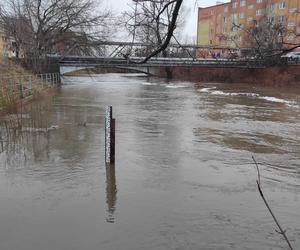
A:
[[0, 72, 60, 101]]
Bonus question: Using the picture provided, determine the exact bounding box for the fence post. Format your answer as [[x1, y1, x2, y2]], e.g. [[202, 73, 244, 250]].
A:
[[19, 76, 24, 99], [105, 106, 116, 165], [29, 75, 32, 95], [8, 78, 13, 97], [52, 73, 54, 85], [47, 73, 50, 85], [41, 74, 44, 88]]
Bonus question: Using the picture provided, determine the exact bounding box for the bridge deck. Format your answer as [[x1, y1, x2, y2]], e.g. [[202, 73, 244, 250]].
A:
[[56, 56, 267, 69]]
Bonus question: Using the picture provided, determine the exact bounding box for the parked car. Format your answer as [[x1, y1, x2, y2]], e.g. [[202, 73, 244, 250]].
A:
[[281, 51, 300, 59]]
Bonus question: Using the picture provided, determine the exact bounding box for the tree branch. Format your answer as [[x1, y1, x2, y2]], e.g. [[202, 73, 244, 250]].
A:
[[252, 156, 294, 250], [138, 0, 183, 63]]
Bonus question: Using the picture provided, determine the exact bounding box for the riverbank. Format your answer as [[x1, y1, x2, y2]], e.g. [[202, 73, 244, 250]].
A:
[[64, 64, 300, 86], [158, 65, 300, 86], [0, 57, 28, 75], [0, 58, 60, 116]]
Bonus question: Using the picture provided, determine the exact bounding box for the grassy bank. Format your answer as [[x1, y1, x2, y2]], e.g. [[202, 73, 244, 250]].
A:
[[0, 57, 59, 116]]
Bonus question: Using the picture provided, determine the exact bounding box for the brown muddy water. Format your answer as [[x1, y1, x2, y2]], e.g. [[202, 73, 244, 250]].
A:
[[0, 73, 300, 250]]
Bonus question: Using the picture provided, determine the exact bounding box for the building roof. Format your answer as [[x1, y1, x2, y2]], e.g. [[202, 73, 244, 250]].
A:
[[198, 1, 230, 10]]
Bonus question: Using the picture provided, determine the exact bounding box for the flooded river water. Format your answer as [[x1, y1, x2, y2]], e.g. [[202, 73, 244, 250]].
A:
[[0, 73, 300, 249]]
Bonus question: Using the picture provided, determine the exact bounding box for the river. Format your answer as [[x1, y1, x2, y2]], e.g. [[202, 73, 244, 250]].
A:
[[0, 73, 300, 250]]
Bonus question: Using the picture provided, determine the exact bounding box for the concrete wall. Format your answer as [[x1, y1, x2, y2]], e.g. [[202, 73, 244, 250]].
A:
[[156, 65, 300, 86], [58, 63, 300, 86]]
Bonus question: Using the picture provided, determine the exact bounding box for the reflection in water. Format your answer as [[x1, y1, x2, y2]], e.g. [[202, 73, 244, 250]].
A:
[[106, 165, 117, 223], [0, 132, 51, 168], [0, 96, 55, 167], [0, 74, 300, 250]]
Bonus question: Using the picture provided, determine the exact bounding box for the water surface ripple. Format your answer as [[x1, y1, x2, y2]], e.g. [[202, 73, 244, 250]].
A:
[[0, 73, 300, 250]]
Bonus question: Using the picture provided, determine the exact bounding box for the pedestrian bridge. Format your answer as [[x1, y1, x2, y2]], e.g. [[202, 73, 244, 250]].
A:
[[49, 55, 263, 75]]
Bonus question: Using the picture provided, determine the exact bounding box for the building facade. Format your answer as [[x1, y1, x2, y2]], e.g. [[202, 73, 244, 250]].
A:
[[0, 28, 17, 58], [0, 29, 5, 58], [197, 0, 300, 50]]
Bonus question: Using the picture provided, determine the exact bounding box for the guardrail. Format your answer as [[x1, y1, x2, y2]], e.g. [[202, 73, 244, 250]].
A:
[[0, 72, 60, 111]]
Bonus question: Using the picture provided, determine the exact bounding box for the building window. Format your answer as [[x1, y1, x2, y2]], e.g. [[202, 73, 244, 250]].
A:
[[224, 17, 228, 23], [256, 9, 263, 16], [256, 0, 262, 3], [247, 17, 253, 23], [288, 22, 295, 27], [289, 8, 297, 13], [248, 4, 253, 9], [239, 12, 244, 18], [278, 16, 285, 23], [279, 1, 285, 9], [224, 6, 228, 12], [240, 0, 246, 7], [267, 3, 275, 12], [232, 2, 238, 8], [287, 34, 295, 40], [267, 16, 275, 23]]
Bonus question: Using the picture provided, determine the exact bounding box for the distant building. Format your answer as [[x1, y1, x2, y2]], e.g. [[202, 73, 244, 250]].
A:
[[197, 0, 300, 51], [0, 29, 6, 57], [0, 28, 17, 58]]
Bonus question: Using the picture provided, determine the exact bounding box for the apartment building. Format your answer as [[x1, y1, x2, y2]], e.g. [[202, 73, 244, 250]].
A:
[[0, 29, 5, 58], [0, 28, 17, 58], [197, 0, 300, 49]]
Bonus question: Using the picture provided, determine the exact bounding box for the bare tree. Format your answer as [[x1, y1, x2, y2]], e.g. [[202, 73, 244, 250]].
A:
[[240, 17, 287, 59], [122, 0, 184, 62], [224, 16, 300, 65], [0, 0, 111, 71]]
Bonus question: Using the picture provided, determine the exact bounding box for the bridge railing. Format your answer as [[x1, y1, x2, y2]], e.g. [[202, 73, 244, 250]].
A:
[[57, 55, 269, 68], [0, 72, 60, 111]]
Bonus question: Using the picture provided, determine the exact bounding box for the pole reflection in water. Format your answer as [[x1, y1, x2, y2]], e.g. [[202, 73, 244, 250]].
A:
[[105, 165, 117, 223]]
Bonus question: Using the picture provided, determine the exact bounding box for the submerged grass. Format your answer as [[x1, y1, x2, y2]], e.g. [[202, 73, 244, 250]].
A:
[[0, 94, 56, 157]]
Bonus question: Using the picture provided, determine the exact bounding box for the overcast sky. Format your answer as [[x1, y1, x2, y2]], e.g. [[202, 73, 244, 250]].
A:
[[102, 0, 230, 43]]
